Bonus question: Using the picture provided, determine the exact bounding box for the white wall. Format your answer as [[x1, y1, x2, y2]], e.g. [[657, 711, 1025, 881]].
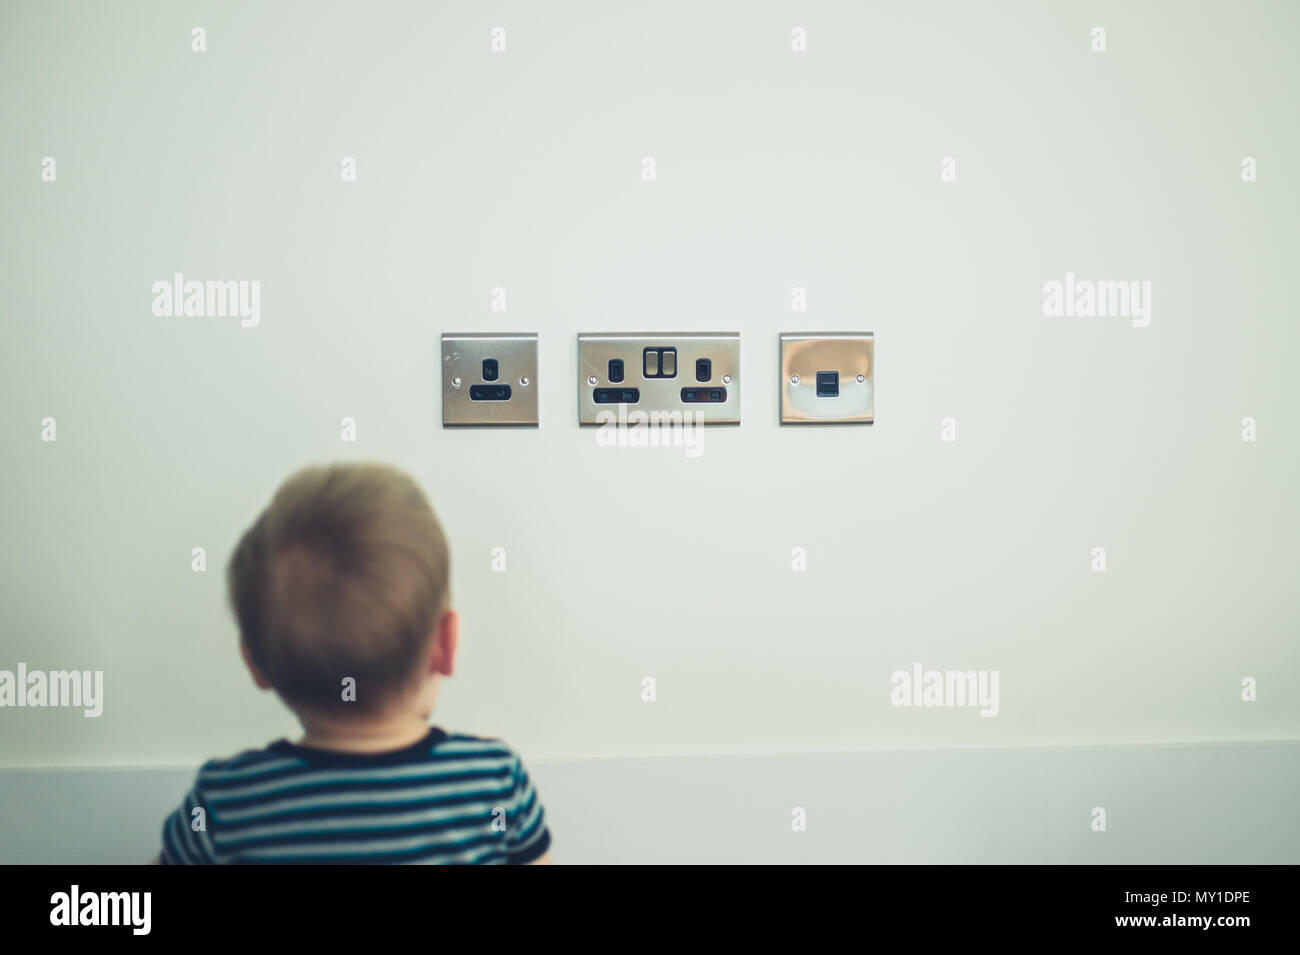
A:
[[1, 0, 1297, 774]]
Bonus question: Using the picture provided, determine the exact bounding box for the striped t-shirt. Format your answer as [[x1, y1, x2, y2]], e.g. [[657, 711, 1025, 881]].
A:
[[160, 728, 551, 864]]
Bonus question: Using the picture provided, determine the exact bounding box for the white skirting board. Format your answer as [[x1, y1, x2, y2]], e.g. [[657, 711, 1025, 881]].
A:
[[2, 741, 1296, 864]]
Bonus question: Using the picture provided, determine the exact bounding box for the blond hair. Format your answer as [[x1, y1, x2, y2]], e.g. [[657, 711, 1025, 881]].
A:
[[227, 463, 450, 715]]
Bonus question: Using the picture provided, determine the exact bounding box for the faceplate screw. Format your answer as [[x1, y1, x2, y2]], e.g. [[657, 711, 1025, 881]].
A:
[[519, 376, 530, 387], [588, 376, 598, 386], [856, 374, 865, 383], [451, 377, 462, 388], [790, 374, 800, 385], [722, 375, 732, 384]]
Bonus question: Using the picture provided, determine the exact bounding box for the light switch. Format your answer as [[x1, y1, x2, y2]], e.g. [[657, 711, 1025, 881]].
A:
[[441, 332, 539, 427], [780, 333, 873, 425]]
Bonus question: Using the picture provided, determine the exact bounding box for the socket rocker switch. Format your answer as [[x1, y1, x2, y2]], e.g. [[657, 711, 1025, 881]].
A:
[[441, 332, 539, 427], [780, 333, 873, 425], [578, 333, 740, 425]]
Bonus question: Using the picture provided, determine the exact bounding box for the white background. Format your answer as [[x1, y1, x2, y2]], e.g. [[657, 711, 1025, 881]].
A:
[[1, 0, 1297, 770]]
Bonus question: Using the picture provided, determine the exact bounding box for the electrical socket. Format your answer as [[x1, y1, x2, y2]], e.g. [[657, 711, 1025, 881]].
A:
[[577, 333, 741, 425], [441, 332, 539, 427]]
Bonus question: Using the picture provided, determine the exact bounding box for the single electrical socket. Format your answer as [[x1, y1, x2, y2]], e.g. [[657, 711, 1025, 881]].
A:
[[779, 333, 874, 424], [441, 332, 539, 427], [577, 333, 741, 425]]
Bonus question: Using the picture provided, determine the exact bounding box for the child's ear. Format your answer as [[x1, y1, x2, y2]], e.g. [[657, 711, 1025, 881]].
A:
[[239, 641, 272, 690], [431, 609, 459, 677]]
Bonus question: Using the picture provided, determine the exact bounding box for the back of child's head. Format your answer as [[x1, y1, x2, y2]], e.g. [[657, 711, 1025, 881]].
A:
[[227, 463, 450, 717]]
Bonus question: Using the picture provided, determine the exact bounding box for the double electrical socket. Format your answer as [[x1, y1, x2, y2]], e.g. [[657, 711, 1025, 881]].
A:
[[439, 331, 873, 427], [577, 333, 741, 425]]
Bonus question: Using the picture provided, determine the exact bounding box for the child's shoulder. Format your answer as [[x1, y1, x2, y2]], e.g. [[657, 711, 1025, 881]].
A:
[[432, 731, 530, 770], [437, 730, 517, 754], [192, 741, 294, 786], [190, 730, 525, 784]]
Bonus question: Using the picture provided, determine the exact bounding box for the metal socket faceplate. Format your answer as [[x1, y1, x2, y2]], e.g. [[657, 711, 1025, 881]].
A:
[[577, 333, 741, 425], [441, 332, 539, 427], [780, 333, 874, 424]]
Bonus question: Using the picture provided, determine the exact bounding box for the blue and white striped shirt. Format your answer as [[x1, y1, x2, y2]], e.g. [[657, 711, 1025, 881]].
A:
[[160, 729, 551, 864]]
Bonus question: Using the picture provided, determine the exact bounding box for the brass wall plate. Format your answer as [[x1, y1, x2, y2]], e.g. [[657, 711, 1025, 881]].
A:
[[441, 332, 539, 427], [779, 333, 874, 425], [577, 333, 741, 425]]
